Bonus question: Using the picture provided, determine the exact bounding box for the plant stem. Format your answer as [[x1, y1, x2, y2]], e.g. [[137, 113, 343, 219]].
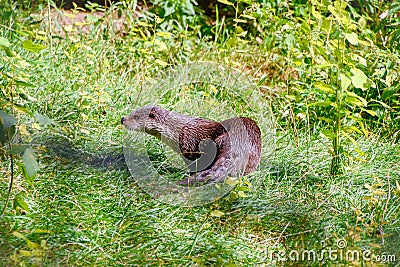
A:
[[1, 131, 14, 217], [47, 0, 53, 53], [1, 88, 15, 216]]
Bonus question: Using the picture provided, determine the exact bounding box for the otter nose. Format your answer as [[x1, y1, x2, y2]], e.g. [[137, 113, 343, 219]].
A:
[[121, 117, 126, 124]]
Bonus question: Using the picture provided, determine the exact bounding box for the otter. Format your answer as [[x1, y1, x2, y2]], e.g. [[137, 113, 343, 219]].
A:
[[121, 106, 261, 186]]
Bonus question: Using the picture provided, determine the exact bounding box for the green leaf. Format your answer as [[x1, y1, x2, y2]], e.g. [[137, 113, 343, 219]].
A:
[[225, 177, 239, 186], [351, 54, 367, 66], [86, 14, 100, 23], [340, 73, 351, 91], [363, 109, 377, 116], [14, 105, 32, 115], [346, 91, 367, 106], [19, 162, 33, 185], [0, 37, 11, 47], [317, 117, 333, 123], [0, 125, 16, 146], [321, 19, 334, 35], [0, 110, 17, 129], [34, 112, 54, 125], [315, 64, 335, 68], [308, 101, 334, 107], [342, 126, 363, 134], [241, 14, 256, 20], [382, 89, 395, 100], [163, 1, 175, 17], [12, 231, 37, 249], [217, 0, 234, 6], [0, 46, 16, 57], [13, 192, 30, 212], [369, 99, 391, 109], [22, 39, 46, 53], [330, 102, 338, 108], [233, 18, 247, 23], [12, 231, 27, 240], [358, 121, 369, 137], [257, 74, 269, 86], [345, 32, 359, 45], [6, 145, 30, 155], [185, 0, 195, 15], [155, 31, 173, 38], [16, 81, 35, 88], [341, 131, 358, 147], [320, 129, 336, 139], [19, 92, 37, 102], [312, 7, 323, 20], [334, 0, 347, 10], [237, 191, 247, 198], [350, 68, 369, 90], [328, 5, 338, 17], [210, 210, 225, 217], [22, 147, 39, 179], [345, 96, 366, 107], [314, 82, 335, 94], [154, 59, 168, 66], [32, 228, 53, 234]]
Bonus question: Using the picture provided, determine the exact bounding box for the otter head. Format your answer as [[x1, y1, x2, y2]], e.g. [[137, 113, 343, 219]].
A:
[[121, 106, 168, 136]]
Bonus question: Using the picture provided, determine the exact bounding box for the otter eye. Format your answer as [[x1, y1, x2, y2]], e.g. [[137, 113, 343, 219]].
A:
[[149, 113, 155, 119]]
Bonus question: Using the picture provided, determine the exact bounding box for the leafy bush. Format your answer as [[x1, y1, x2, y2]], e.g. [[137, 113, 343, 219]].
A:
[[146, 0, 206, 32], [0, 6, 52, 215], [230, 0, 400, 172]]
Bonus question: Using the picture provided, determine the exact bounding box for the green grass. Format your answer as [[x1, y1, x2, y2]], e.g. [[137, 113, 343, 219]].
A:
[[2, 129, 399, 265], [1, 3, 400, 266]]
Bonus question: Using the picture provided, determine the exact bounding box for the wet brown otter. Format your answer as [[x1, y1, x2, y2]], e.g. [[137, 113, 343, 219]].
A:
[[121, 106, 261, 185]]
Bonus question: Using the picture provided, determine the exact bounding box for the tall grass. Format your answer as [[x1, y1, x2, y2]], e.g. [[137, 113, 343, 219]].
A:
[[1, 1, 399, 266]]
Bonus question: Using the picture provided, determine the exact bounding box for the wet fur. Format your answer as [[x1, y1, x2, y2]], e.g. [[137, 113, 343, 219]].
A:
[[121, 106, 261, 185]]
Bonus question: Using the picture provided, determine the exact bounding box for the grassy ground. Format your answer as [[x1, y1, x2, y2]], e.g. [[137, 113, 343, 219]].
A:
[[1, 4, 400, 267]]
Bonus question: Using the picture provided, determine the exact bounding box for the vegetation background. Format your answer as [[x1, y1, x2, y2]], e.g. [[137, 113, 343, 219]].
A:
[[1, 0, 399, 265]]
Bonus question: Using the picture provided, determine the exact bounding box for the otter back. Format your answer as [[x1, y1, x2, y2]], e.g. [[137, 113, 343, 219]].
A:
[[121, 106, 262, 185]]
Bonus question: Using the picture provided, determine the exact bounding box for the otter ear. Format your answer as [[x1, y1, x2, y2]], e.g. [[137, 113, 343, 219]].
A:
[[149, 106, 157, 119]]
